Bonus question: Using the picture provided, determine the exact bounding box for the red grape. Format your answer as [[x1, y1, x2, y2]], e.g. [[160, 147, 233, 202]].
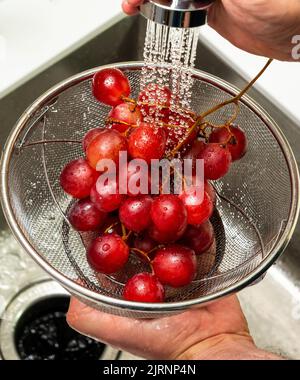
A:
[[108, 102, 140, 133], [92, 68, 130, 106], [186, 176, 216, 207], [181, 221, 214, 255], [90, 179, 125, 212], [87, 233, 129, 274], [119, 195, 153, 233], [179, 186, 213, 225], [197, 143, 232, 180], [128, 123, 167, 163], [150, 194, 187, 236], [133, 232, 156, 253], [60, 158, 99, 199], [86, 129, 127, 169], [68, 199, 107, 232], [82, 128, 104, 152], [123, 273, 165, 303], [209, 124, 247, 161], [148, 224, 182, 244], [152, 245, 197, 287]]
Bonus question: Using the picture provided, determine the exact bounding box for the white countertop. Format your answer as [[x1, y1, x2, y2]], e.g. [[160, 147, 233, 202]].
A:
[[0, 0, 122, 97], [0, 0, 299, 125]]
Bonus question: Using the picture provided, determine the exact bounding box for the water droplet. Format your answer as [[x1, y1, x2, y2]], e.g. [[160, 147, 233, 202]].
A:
[[141, 20, 199, 115]]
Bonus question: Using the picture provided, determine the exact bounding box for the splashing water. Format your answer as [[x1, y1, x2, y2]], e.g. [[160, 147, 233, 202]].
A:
[[140, 20, 200, 118]]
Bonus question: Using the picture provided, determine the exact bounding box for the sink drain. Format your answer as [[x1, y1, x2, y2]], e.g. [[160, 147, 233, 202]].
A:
[[0, 280, 118, 360], [15, 296, 105, 360]]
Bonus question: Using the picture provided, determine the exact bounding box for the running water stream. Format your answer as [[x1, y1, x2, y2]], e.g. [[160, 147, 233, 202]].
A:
[[140, 20, 200, 113]]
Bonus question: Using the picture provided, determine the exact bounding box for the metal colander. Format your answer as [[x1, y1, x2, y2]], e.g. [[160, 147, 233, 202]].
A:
[[1, 62, 299, 318]]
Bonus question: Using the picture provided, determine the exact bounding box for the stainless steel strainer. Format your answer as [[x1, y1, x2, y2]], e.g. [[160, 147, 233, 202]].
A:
[[1, 62, 299, 318]]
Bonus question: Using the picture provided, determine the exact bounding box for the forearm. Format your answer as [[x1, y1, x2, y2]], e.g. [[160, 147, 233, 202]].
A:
[[177, 333, 285, 360]]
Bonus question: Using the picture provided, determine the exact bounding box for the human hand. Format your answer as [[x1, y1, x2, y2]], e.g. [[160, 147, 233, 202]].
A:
[[208, 0, 300, 61], [121, 0, 300, 61], [122, 0, 143, 15], [67, 294, 281, 359]]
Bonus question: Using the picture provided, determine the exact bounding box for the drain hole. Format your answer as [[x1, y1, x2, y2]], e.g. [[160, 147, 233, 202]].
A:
[[14, 296, 105, 360]]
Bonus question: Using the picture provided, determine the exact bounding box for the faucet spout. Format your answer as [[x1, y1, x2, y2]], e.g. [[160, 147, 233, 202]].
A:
[[140, 0, 215, 28]]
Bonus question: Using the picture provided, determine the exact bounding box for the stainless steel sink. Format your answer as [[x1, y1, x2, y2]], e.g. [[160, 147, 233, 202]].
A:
[[0, 15, 299, 359]]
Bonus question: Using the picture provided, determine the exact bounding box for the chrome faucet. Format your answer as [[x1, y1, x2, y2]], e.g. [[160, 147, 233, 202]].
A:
[[140, 0, 215, 28]]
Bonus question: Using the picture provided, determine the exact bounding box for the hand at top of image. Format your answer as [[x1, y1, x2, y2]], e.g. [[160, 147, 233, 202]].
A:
[[121, 0, 300, 61], [122, 0, 143, 15]]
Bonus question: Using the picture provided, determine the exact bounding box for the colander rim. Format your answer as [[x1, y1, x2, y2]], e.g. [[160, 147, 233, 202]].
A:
[[1, 61, 299, 312]]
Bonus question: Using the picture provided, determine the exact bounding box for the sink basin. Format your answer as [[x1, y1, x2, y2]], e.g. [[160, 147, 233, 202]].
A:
[[0, 15, 299, 359]]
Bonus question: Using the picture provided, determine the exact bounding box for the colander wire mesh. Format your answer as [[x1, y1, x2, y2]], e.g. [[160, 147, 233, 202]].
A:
[[1, 63, 298, 317]]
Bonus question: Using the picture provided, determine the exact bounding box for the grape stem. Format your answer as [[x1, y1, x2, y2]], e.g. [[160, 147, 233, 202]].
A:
[[148, 246, 163, 255], [170, 58, 273, 156], [131, 248, 152, 265], [121, 96, 136, 105], [104, 221, 120, 234], [121, 223, 127, 239], [124, 230, 132, 241], [106, 118, 131, 127], [199, 58, 273, 120]]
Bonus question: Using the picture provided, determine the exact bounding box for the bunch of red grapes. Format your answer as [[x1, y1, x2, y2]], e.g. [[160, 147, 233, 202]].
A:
[[60, 68, 248, 303]]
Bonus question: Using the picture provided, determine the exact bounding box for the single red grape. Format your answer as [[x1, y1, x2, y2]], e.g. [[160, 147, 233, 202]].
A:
[[128, 123, 167, 163], [179, 187, 213, 225], [87, 233, 129, 274], [133, 232, 157, 253], [152, 245, 197, 287], [181, 221, 214, 255], [92, 68, 130, 107], [82, 128, 104, 152], [209, 124, 248, 161], [123, 273, 165, 303], [119, 195, 153, 233], [90, 179, 125, 212], [150, 194, 187, 236], [86, 129, 127, 169], [60, 158, 99, 199], [68, 199, 107, 232], [197, 143, 232, 180], [108, 102, 140, 133]]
